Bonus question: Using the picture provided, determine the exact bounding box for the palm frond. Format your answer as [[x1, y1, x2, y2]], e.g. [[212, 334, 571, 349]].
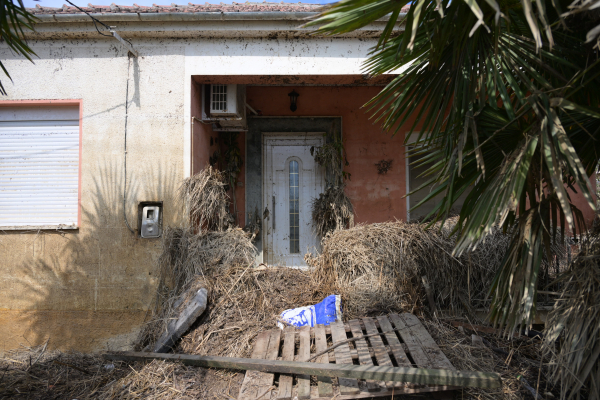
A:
[[0, 0, 37, 95]]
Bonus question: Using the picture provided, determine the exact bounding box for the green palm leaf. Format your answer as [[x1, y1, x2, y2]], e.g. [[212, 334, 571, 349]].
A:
[[0, 0, 37, 95]]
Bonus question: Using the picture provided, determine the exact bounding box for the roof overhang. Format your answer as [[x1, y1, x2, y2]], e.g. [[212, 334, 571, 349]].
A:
[[24, 12, 406, 40]]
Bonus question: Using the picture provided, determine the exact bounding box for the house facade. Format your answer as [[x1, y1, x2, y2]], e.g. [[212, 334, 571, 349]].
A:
[[0, 2, 595, 352]]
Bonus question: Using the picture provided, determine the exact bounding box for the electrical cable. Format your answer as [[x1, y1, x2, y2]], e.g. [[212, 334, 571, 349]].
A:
[[64, 0, 136, 48], [123, 55, 135, 234], [64, 0, 112, 37], [62, 1, 136, 233]]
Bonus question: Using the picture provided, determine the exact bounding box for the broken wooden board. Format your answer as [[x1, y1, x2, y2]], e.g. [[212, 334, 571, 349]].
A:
[[153, 288, 208, 353]]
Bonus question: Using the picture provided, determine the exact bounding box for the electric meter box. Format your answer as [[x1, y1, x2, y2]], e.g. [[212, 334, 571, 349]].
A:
[[138, 201, 162, 238]]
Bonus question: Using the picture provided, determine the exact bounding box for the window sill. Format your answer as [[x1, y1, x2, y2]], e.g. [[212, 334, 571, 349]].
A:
[[0, 224, 79, 231]]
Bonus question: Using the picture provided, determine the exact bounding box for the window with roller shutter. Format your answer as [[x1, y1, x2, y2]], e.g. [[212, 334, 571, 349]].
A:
[[0, 104, 80, 230]]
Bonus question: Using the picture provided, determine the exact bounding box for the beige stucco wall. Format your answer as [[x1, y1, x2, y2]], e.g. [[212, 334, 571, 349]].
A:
[[0, 32, 383, 352], [0, 39, 186, 352]]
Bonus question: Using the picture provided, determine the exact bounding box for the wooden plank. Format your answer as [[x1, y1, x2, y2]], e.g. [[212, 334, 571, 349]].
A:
[[153, 288, 208, 353], [329, 321, 360, 395], [362, 317, 394, 388], [400, 313, 455, 370], [296, 326, 311, 400], [314, 325, 334, 397], [375, 316, 412, 368], [253, 329, 281, 400], [238, 331, 271, 400], [276, 328, 295, 400], [389, 313, 432, 368], [104, 352, 502, 389], [376, 315, 416, 390], [362, 318, 393, 367], [347, 319, 379, 392]]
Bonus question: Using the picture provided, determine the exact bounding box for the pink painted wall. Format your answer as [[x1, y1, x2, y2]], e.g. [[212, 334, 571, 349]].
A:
[[191, 80, 218, 175], [195, 84, 597, 229], [246, 86, 410, 225]]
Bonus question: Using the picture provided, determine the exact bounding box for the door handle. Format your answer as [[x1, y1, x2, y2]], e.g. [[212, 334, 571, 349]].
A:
[[272, 196, 276, 231]]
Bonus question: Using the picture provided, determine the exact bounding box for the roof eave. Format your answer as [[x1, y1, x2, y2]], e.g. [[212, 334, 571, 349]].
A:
[[24, 12, 405, 39]]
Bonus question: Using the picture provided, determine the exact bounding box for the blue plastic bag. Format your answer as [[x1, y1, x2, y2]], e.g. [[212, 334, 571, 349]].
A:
[[277, 295, 342, 329]]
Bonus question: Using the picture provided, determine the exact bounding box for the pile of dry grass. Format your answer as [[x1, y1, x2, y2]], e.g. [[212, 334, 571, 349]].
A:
[[425, 319, 555, 400], [139, 262, 323, 358], [158, 226, 256, 290], [311, 184, 354, 237], [176, 266, 323, 358], [305, 218, 512, 320], [543, 227, 600, 400], [138, 226, 256, 351], [179, 166, 231, 232]]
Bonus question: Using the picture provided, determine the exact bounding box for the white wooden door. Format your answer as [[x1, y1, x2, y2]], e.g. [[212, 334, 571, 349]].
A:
[[263, 133, 324, 267]]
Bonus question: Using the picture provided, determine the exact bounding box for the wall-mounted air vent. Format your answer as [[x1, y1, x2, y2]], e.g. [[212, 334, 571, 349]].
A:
[[210, 84, 238, 115]]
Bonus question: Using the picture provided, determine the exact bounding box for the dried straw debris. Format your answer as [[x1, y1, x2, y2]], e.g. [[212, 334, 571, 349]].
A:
[[0, 344, 245, 399], [311, 184, 354, 237], [179, 166, 232, 232], [98, 359, 244, 400], [543, 226, 600, 400], [305, 218, 512, 320], [177, 265, 322, 359], [138, 226, 256, 352], [425, 318, 555, 400], [0, 345, 130, 399]]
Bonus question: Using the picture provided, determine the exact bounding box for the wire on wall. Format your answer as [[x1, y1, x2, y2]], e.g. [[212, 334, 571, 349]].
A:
[[64, 0, 112, 37], [123, 55, 135, 234]]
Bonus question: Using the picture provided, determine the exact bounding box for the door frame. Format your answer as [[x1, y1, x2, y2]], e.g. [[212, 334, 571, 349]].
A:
[[261, 132, 325, 266]]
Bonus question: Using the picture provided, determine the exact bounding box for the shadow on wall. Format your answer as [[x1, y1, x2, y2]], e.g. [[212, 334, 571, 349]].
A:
[[0, 161, 180, 353]]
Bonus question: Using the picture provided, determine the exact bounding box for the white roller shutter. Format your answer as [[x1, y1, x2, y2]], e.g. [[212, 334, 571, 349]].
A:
[[0, 106, 79, 229]]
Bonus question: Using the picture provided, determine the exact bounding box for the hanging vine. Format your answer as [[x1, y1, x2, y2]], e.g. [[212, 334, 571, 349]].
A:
[[310, 131, 354, 237]]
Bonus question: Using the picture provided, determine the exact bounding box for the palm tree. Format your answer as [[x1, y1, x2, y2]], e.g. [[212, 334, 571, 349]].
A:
[[1, 0, 37, 95], [308, 0, 600, 396]]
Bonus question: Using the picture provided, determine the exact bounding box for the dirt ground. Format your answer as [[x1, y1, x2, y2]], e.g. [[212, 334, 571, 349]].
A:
[[0, 348, 246, 400]]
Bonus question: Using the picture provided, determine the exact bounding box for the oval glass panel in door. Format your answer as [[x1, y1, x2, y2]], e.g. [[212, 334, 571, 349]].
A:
[[289, 160, 299, 254]]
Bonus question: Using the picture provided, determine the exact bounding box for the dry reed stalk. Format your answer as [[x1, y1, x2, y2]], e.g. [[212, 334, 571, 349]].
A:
[[179, 166, 231, 232], [543, 227, 600, 400], [311, 184, 354, 237], [0, 346, 243, 399]]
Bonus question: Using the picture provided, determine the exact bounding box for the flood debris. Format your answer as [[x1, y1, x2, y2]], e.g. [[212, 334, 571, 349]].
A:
[[179, 165, 232, 232], [0, 345, 131, 399], [311, 184, 354, 237], [305, 218, 512, 319], [543, 222, 600, 400]]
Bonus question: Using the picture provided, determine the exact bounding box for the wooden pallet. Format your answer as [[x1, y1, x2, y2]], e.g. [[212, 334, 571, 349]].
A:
[[238, 313, 458, 400]]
